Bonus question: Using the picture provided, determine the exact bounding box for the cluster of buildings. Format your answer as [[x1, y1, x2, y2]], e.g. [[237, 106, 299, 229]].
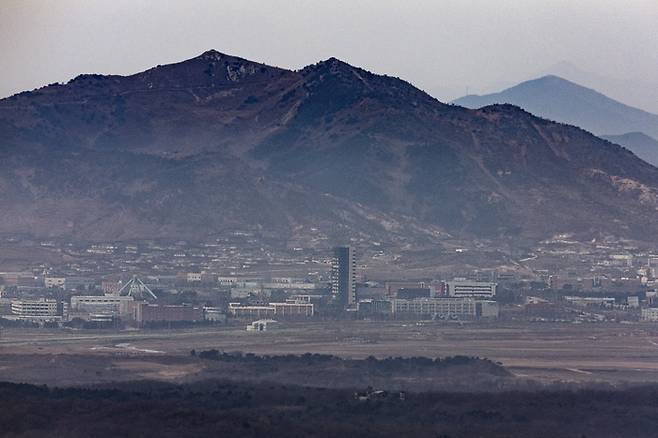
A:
[[0, 246, 503, 328], [7, 234, 658, 329], [4, 277, 209, 326], [329, 247, 499, 320]]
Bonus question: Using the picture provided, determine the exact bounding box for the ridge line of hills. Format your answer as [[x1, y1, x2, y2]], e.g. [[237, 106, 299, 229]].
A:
[[452, 75, 658, 166], [2, 49, 658, 244]]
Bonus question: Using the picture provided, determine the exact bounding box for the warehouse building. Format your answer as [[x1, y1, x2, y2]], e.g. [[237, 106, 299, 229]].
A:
[[641, 308, 658, 322], [134, 303, 203, 325], [270, 302, 314, 317], [564, 296, 616, 307], [246, 319, 279, 332], [446, 280, 497, 298], [44, 277, 66, 288], [228, 304, 276, 319], [357, 299, 393, 315], [391, 297, 498, 319], [11, 298, 59, 319], [70, 295, 134, 317], [229, 301, 314, 319]]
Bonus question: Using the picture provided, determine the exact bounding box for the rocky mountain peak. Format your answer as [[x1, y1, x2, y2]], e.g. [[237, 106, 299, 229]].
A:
[[2, 51, 658, 243], [196, 49, 227, 61]]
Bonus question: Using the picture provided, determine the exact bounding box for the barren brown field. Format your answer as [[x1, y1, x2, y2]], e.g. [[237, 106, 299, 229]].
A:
[[3, 321, 658, 387]]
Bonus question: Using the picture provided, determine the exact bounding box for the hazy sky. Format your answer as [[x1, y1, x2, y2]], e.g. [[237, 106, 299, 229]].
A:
[[1, 0, 657, 102]]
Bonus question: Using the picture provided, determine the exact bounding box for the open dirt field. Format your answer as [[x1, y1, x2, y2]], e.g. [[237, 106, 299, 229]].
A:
[[3, 321, 658, 386]]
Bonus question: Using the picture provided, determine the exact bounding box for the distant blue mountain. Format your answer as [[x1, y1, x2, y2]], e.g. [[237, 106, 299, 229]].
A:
[[602, 132, 658, 167], [453, 75, 658, 139]]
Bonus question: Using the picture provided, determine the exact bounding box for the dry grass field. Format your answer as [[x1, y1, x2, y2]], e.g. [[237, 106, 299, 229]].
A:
[[3, 321, 658, 387]]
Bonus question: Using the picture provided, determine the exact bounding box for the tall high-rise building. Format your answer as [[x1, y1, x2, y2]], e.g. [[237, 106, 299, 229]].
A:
[[331, 246, 357, 307]]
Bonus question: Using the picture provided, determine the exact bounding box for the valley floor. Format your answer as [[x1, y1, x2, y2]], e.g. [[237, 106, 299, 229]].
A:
[[3, 321, 658, 386]]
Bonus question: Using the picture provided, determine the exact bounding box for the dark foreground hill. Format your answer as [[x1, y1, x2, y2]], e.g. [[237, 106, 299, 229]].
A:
[[2, 380, 658, 438], [3, 51, 658, 243]]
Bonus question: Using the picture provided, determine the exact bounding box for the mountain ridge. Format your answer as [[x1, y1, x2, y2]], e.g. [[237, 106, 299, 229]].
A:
[[2, 51, 658, 244], [452, 75, 658, 139], [542, 61, 658, 114], [602, 132, 658, 167]]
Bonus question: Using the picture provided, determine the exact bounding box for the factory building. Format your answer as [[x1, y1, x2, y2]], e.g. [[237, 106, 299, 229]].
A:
[[64, 277, 95, 291], [385, 281, 429, 297], [446, 280, 497, 298], [134, 303, 203, 325], [261, 282, 322, 290], [357, 299, 393, 315], [186, 272, 203, 283], [203, 306, 227, 322], [88, 313, 114, 323], [287, 294, 324, 304], [270, 302, 314, 317], [641, 308, 658, 322], [564, 296, 616, 307], [396, 287, 431, 299], [0, 272, 34, 286], [627, 296, 640, 308], [44, 277, 66, 288], [101, 280, 120, 295], [228, 301, 314, 319], [70, 295, 134, 319], [246, 319, 279, 332], [11, 298, 59, 318], [391, 298, 498, 319], [228, 304, 276, 319]]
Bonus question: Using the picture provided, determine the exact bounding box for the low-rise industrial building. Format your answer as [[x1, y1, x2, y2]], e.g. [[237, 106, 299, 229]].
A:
[[64, 277, 95, 291], [262, 282, 322, 290], [446, 281, 497, 298], [564, 296, 616, 307], [287, 294, 324, 304], [391, 298, 498, 319], [229, 301, 314, 319], [229, 304, 276, 319], [11, 298, 59, 318], [44, 277, 66, 288], [627, 296, 640, 308], [203, 306, 227, 322], [270, 301, 314, 317], [385, 281, 429, 297], [70, 295, 134, 317], [88, 313, 115, 323], [0, 271, 33, 286], [246, 319, 278, 332], [186, 272, 203, 283], [101, 280, 120, 295], [134, 303, 203, 324], [357, 299, 393, 315], [641, 307, 658, 321]]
